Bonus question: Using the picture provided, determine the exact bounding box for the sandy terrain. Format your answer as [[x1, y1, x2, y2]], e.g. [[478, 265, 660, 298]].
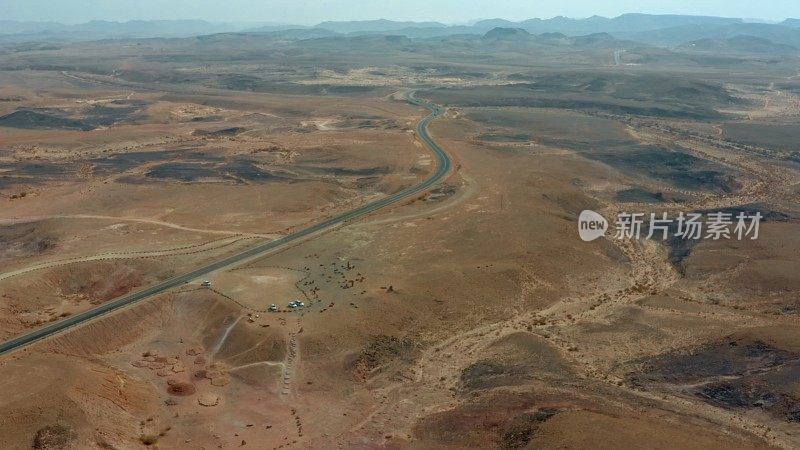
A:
[[0, 29, 798, 450]]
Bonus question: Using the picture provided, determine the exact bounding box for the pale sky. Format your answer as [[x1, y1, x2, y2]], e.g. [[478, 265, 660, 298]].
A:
[[1, 0, 798, 24]]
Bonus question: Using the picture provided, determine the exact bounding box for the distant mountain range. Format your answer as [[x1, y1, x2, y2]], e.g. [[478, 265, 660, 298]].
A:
[[0, 20, 278, 39], [473, 14, 743, 35], [1, 14, 799, 48], [680, 35, 798, 53], [315, 19, 446, 34]]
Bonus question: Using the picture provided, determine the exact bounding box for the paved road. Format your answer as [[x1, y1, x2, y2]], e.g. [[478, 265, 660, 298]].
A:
[[0, 92, 450, 355]]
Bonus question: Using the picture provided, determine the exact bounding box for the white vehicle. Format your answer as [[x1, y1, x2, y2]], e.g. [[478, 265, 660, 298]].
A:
[[201, 280, 211, 288], [268, 304, 278, 312], [287, 300, 305, 309]]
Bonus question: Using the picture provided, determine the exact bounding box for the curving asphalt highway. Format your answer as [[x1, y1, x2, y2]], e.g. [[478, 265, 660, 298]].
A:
[[0, 91, 451, 355]]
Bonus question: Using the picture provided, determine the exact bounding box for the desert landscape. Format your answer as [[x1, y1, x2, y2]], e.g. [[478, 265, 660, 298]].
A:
[[0, 9, 799, 450]]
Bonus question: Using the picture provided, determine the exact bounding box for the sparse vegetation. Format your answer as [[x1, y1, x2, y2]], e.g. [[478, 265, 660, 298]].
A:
[[33, 424, 76, 449], [139, 434, 159, 446]]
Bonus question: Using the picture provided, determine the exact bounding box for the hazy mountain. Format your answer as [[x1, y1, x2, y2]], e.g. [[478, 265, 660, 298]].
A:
[[481, 27, 531, 41], [0, 20, 68, 35], [571, 32, 619, 46], [0, 20, 279, 40], [318, 14, 755, 41], [256, 28, 340, 40], [473, 18, 517, 29], [681, 35, 797, 53], [595, 13, 741, 31], [477, 28, 631, 51], [314, 19, 446, 34], [73, 20, 232, 36], [243, 24, 312, 33], [624, 22, 800, 47], [782, 19, 800, 28], [506, 14, 742, 35], [466, 14, 742, 36], [342, 26, 480, 39], [308, 15, 747, 40]]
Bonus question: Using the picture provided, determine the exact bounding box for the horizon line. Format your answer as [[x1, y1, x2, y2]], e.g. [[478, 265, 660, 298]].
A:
[[1, 13, 794, 28]]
